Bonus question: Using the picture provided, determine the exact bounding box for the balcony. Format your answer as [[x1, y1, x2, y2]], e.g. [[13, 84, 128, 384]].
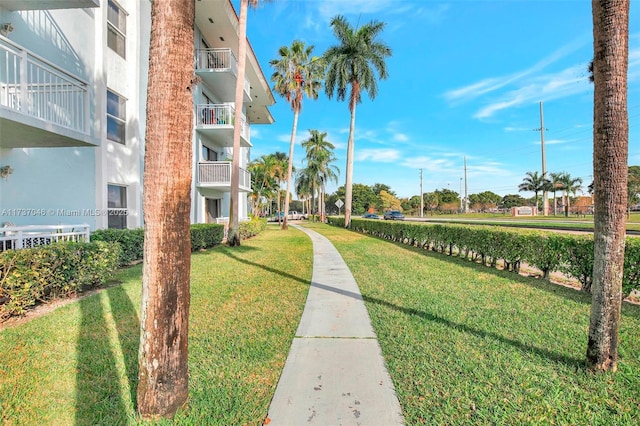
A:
[[196, 104, 251, 148], [195, 48, 251, 102], [2, 0, 99, 10], [0, 36, 95, 148], [197, 161, 251, 193]]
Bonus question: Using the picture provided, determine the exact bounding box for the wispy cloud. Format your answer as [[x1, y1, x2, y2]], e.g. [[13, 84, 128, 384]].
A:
[[474, 64, 590, 119], [356, 148, 401, 162], [444, 36, 589, 105]]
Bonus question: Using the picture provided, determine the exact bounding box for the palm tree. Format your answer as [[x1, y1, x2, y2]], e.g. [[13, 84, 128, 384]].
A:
[[272, 152, 288, 224], [588, 0, 630, 372], [302, 130, 339, 220], [228, 0, 270, 246], [138, 0, 193, 418], [270, 41, 324, 230], [324, 15, 392, 228], [248, 154, 279, 216], [518, 171, 549, 212], [549, 172, 564, 215], [558, 172, 583, 217], [295, 167, 314, 217]]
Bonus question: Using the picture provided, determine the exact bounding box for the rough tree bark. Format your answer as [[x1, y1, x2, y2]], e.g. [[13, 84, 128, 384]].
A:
[[587, 0, 629, 372], [137, 0, 194, 417]]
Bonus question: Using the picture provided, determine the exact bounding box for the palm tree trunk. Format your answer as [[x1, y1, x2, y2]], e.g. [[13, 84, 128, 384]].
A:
[[228, 0, 249, 246], [587, 0, 629, 372], [282, 109, 299, 230], [344, 102, 357, 227], [137, 0, 193, 418]]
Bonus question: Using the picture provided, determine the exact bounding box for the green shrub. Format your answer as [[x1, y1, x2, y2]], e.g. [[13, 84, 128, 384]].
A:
[[191, 223, 225, 250], [92, 224, 225, 265], [91, 228, 144, 266], [0, 241, 120, 319], [239, 217, 267, 239]]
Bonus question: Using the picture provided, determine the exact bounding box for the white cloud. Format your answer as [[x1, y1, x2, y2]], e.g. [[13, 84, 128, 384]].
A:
[[356, 148, 400, 162]]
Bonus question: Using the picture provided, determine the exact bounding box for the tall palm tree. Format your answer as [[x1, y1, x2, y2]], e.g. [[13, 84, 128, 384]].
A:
[[295, 167, 314, 217], [138, 0, 193, 418], [302, 130, 339, 220], [324, 15, 392, 228], [588, 0, 629, 372], [549, 172, 564, 215], [228, 0, 270, 246], [558, 172, 583, 217], [270, 41, 324, 230], [518, 171, 549, 212], [272, 151, 288, 224]]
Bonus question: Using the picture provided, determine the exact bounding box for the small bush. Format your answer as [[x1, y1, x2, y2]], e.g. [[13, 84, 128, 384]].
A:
[[191, 223, 225, 250], [0, 241, 120, 319], [91, 228, 144, 266], [239, 217, 267, 239]]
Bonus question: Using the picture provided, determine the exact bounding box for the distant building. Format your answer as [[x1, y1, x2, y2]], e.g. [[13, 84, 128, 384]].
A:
[[0, 0, 274, 230]]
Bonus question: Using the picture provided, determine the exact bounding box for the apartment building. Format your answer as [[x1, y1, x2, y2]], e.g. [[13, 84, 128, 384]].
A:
[[0, 0, 273, 231]]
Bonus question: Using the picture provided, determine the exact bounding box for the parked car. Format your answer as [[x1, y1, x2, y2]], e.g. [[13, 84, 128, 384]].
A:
[[362, 213, 380, 219], [383, 210, 405, 220], [287, 211, 303, 220]]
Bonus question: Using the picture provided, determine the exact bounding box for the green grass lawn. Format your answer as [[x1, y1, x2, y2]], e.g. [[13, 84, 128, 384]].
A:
[[0, 225, 311, 425], [304, 222, 640, 425]]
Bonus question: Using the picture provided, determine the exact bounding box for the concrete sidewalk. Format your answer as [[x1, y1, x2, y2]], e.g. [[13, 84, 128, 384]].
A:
[[266, 225, 404, 425]]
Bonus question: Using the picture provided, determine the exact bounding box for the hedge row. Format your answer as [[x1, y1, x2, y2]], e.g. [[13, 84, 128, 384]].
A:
[[91, 219, 267, 267], [0, 241, 121, 320], [91, 223, 226, 266], [328, 217, 640, 298]]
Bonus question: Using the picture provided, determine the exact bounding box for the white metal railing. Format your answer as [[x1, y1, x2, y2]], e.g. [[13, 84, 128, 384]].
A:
[[0, 224, 90, 251], [215, 216, 250, 241], [198, 161, 251, 188], [195, 48, 250, 95], [0, 36, 89, 134], [196, 104, 250, 142]]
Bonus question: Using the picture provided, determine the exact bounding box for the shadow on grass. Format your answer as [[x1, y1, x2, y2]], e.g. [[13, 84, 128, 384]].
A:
[[220, 249, 310, 287], [106, 285, 140, 409], [222, 233, 584, 370], [75, 294, 127, 425], [75, 286, 139, 425]]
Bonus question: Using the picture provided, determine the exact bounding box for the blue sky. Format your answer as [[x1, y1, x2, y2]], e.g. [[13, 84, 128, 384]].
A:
[[238, 0, 639, 199]]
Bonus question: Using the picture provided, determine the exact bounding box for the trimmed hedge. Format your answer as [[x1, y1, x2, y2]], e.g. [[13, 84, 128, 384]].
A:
[[92, 223, 226, 266], [0, 241, 121, 319], [239, 217, 267, 239], [329, 217, 640, 298]]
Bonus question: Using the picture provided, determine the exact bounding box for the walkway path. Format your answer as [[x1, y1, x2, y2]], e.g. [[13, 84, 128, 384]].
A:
[[266, 225, 404, 425]]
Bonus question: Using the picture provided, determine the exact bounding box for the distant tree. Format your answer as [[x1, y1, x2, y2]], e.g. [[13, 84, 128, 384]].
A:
[[324, 15, 392, 227], [588, 0, 629, 373], [333, 184, 377, 215], [627, 165, 640, 208], [558, 172, 583, 217], [371, 183, 395, 197], [469, 191, 501, 212], [423, 192, 439, 214], [434, 188, 459, 206], [500, 194, 527, 209], [379, 190, 402, 211], [518, 171, 550, 210], [549, 172, 564, 215]]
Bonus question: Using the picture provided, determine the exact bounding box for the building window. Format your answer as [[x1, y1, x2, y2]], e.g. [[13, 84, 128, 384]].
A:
[[107, 0, 127, 58], [107, 184, 127, 229], [107, 89, 126, 144]]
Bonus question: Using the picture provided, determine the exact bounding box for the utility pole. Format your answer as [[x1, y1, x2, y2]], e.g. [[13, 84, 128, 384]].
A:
[[419, 168, 424, 218], [535, 101, 549, 216], [464, 156, 469, 213]]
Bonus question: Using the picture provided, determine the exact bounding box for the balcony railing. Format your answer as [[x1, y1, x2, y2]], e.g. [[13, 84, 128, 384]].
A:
[[198, 161, 251, 189], [0, 224, 90, 251], [195, 48, 250, 96], [196, 104, 250, 142], [0, 36, 89, 135]]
